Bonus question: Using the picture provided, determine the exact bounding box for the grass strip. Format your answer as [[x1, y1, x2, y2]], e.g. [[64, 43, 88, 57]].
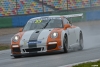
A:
[[73, 60, 100, 67], [0, 44, 10, 50]]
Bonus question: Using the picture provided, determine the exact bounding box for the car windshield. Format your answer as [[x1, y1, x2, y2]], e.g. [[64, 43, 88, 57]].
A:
[[23, 17, 63, 31]]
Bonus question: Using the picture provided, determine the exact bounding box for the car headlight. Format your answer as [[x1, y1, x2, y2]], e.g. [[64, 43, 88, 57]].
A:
[[51, 32, 58, 38], [12, 35, 20, 42]]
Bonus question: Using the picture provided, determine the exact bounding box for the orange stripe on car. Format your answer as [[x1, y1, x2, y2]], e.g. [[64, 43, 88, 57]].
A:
[[63, 24, 77, 30], [11, 32, 24, 54], [46, 28, 63, 52], [71, 25, 76, 28]]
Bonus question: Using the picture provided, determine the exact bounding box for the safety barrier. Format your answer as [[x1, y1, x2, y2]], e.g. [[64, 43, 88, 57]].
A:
[[0, 17, 12, 28], [12, 14, 50, 27], [0, 14, 49, 28], [86, 10, 100, 21], [0, 10, 100, 28]]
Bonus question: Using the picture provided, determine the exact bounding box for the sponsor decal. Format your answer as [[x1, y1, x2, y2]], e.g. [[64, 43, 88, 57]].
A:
[[28, 41, 41, 44], [35, 19, 42, 24], [23, 39, 28, 45]]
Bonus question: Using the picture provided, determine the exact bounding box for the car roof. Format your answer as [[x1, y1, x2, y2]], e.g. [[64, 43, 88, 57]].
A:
[[29, 15, 63, 21]]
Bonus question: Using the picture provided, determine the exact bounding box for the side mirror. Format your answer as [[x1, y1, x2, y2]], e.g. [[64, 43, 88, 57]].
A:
[[19, 28, 23, 32], [64, 24, 70, 30]]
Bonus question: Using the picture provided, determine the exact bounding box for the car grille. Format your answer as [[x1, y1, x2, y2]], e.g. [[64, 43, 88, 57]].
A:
[[12, 48, 21, 52], [25, 48, 41, 52], [47, 44, 57, 50]]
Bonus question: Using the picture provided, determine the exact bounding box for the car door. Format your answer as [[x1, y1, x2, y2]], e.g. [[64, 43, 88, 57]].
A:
[[70, 25, 77, 45], [63, 18, 76, 46], [67, 27, 75, 45]]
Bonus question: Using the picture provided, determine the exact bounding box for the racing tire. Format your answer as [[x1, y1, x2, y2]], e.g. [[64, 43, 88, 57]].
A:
[[79, 32, 84, 50], [63, 35, 68, 53]]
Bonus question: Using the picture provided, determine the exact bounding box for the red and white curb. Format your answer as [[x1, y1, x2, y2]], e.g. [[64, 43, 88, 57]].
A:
[[58, 59, 100, 67]]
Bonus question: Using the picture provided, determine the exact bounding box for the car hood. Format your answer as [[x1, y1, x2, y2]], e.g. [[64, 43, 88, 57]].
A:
[[11, 28, 63, 48], [20, 28, 54, 42]]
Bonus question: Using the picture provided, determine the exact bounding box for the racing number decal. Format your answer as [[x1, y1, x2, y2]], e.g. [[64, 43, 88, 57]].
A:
[[35, 20, 42, 23]]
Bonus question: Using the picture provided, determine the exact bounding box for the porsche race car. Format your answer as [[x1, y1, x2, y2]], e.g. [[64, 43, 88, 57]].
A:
[[11, 13, 84, 58]]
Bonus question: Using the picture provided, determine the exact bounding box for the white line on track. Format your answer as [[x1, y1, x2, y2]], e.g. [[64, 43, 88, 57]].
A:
[[58, 58, 100, 67]]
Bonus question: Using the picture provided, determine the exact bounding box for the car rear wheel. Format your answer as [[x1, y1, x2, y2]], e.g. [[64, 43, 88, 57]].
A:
[[79, 32, 83, 50], [63, 35, 68, 53]]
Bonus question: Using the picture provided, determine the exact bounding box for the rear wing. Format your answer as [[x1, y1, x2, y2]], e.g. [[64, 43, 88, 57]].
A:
[[62, 13, 83, 18]]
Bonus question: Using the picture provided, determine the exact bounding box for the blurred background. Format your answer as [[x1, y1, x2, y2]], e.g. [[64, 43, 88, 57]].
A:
[[0, 0, 100, 28]]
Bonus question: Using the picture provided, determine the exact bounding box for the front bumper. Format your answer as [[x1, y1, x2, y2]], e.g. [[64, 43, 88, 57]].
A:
[[11, 52, 36, 57], [11, 40, 62, 56]]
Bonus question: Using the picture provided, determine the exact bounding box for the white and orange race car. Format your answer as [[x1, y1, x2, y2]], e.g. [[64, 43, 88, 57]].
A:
[[11, 13, 84, 58]]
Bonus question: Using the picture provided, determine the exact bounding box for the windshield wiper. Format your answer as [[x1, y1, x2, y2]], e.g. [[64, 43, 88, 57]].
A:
[[42, 19, 51, 29]]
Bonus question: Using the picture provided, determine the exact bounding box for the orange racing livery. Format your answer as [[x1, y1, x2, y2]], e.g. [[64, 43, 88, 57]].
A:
[[11, 15, 83, 58]]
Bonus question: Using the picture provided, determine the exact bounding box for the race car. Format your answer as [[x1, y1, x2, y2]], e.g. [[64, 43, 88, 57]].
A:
[[11, 13, 84, 58]]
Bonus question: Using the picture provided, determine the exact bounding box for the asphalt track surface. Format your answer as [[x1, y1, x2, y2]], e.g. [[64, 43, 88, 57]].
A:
[[0, 21, 100, 67], [0, 34, 14, 44]]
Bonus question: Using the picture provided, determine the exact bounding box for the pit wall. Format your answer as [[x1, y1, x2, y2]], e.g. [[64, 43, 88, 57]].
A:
[[0, 10, 100, 28]]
